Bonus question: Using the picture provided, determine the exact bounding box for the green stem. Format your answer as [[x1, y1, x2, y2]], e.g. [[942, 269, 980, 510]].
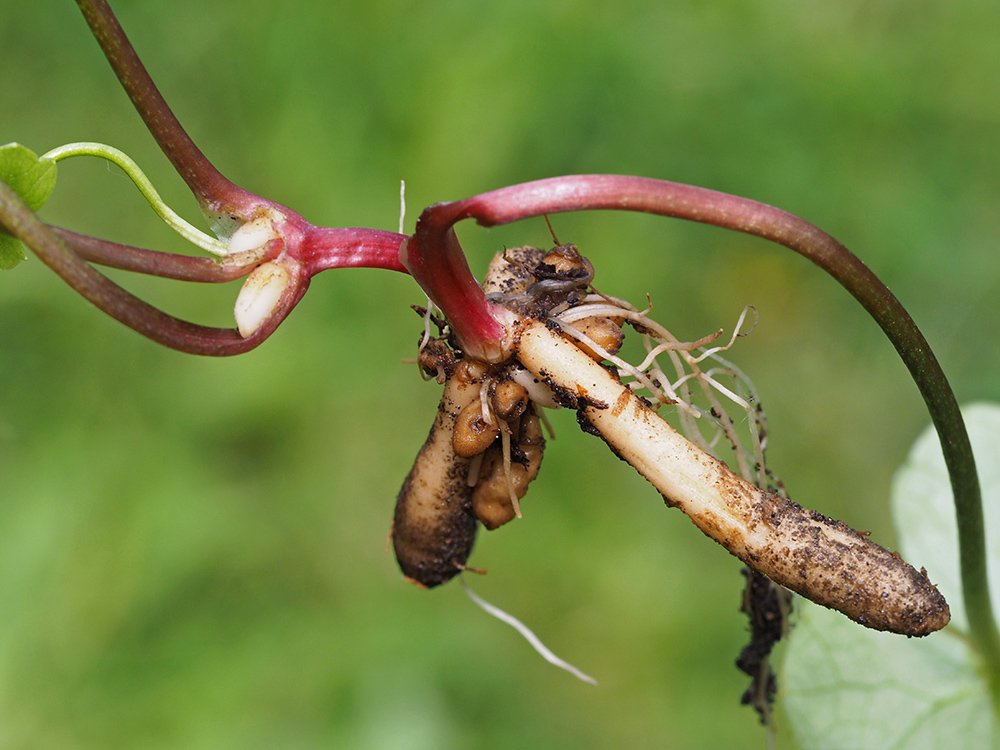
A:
[[43, 142, 228, 254], [773, 220, 999, 708]]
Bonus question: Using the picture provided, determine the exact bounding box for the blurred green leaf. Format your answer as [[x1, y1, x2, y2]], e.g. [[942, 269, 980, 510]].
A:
[[0, 143, 56, 211], [782, 403, 1000, 749], [0, 237, 28, 270], [0, 142, 57, 269]]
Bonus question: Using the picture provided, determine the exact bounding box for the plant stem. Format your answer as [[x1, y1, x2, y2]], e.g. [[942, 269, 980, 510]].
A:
[[402, 220, 507, 360], [75, 0, 261, 217], [71, 0, 413, 280], [44, 142, 229, 254], [299, 226, 407, 276], [52, 227, 265, 282], [410, 174, 999, 690]]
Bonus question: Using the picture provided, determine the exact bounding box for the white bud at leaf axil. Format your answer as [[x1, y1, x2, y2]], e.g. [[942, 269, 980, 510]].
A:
[[234, 261, 292, 337], [227, 216, 280, 255]]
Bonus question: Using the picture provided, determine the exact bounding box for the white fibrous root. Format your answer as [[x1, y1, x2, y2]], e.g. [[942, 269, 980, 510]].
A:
[[233, 259, 294, 337], [461, 578, 597, 686]]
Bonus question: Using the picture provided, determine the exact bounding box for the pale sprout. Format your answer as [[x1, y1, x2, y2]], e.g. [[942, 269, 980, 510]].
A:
[[234, 261, 291, 337], [227, 215, 280, 255]]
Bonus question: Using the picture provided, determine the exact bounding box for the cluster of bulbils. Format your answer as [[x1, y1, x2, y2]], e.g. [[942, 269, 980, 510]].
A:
[[390, 245, 602, 587]]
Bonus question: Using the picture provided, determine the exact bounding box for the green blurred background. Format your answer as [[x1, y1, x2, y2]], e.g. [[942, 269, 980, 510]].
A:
[[2, 1, 998, 747]]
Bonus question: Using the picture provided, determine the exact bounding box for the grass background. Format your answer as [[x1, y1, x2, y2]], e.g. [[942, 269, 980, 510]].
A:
[[2, 1, 998, 747]]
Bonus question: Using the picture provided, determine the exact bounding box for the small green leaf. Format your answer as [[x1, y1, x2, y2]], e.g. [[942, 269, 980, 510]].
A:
[[0, 235, 28, 270], [782, 403, 1000, 749], [0, 142, 58, 269], [0, 143, 57, 210]]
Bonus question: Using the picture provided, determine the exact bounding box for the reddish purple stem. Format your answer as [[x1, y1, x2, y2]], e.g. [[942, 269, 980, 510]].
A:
[[407, 175, 895, 354], [53, 226, 265, 282], [75, 0, 262, 218], [299, 227, 407, 276]]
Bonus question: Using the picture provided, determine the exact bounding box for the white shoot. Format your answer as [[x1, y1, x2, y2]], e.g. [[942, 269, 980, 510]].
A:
[[688, 306, 757, 364], [234, 261, 291, 337], [227, 216, 279, 255], [461, 578, 597, 686]]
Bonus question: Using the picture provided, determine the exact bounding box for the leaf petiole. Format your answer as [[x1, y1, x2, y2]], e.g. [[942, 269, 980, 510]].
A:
[[42, 142, 230, 256]]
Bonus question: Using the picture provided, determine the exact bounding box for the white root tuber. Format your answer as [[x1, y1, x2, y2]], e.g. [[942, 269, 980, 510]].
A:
[[514, 319, 949, 636]]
